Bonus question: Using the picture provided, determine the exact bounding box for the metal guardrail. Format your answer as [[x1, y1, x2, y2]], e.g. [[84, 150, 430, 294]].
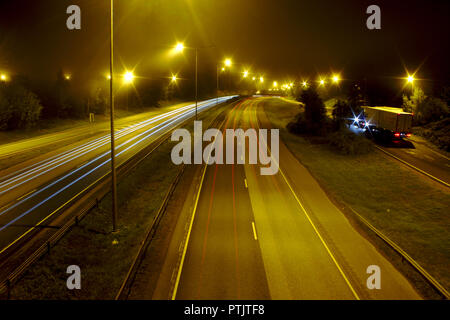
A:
[[375, 145, 449, 188], [0, 97, 239, 299], [115, 100, 236, 300], [0, 119, 179, 299], [256, 101, 450, 300], [115, 165, 185, 300], [348, 206, 450, 299]]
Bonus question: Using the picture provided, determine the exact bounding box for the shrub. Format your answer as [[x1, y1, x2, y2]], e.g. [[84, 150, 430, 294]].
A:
[[415, 97, 449, 125], [327, 127, 373, 155], [413, 118, 450, 151], [0, 82, 43, 130]]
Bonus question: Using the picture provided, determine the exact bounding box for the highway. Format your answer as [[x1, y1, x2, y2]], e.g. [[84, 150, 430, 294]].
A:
[[376, 136, 450, 187], [171, 97, 421, 300], [0, 96, 236, 258]]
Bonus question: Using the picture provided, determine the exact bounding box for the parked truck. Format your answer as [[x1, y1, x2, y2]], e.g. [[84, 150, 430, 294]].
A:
[[362, 106, 413, 141]]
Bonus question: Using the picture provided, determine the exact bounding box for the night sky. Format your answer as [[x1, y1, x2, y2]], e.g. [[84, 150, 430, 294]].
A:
[[0, 0, 448, 93]]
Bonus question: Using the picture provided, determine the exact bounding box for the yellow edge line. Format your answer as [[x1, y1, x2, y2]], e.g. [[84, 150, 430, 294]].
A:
[[251, 221, 258, 240], [0, 124, 176, 255], [17, 189, 36, 201], [253, 99, 361, 300], [171, 114, 229, 300]]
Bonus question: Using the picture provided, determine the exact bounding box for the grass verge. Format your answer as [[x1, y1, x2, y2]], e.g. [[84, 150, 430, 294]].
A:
[[263, 98, 450, 293], [8, 100, 233, 300]]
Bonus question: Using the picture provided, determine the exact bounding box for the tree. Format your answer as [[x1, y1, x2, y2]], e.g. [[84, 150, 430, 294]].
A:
[[415, 97, 449, 124], [332, 100, 351, 131], [300, 86, 326, 124], [347, 83, 365, 114], [402, 86, 426, 113], [289, 85, 327, 135], [0, 82, 42, 130]]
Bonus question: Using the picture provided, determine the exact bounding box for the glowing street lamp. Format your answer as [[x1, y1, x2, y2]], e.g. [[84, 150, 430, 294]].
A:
[[302, 81, 308, 87], [171, 74, 178, 82], [65, 74, 71, 80], [332, 74, 340, 84], [175, 42, 185, 53], [273, 81, 278, 87], [243, 70, 249, 78], [252, 76, 256, 81], [225, 58, 232, 67], [319, 79, 325, 86], [407, 75, 415, 84], [123, 71, 134, 84], [260, 76, 264, 83], [0, 74, 6, 82]]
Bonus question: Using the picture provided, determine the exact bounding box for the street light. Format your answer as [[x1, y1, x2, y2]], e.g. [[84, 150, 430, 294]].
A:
[[0, 74, 6, 82], [407, 75, 415, 84], [260, 76, 264, 83], [175, 42, 184, 53], [225, 58, 232, 67], [171, 74, 178, 82], [109, 0, 118, 232], [319, 79, 325, 86], [243, 70, 249, 78], [65, 74, 71, 80], [302, 81, 308, 88], [332, 74, 340, 84], [123, 71, 134, 84], [173, 42, 200, 120]]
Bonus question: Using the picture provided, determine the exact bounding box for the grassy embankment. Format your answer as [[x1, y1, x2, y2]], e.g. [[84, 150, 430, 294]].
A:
[[263, 98, 450, 292], [9, 102, 230, 299]]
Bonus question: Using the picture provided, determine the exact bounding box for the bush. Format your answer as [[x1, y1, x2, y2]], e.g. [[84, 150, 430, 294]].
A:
[[327, 128, 373, 155], [0, 82, 43, 130], [415, 97, 449, 125], [287, 112, 330, 136], [291, 85, 328, 136]]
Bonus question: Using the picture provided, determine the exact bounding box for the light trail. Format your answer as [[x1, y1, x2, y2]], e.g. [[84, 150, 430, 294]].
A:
[[0, 97, 235, 228], [0, 97, 233, 195]]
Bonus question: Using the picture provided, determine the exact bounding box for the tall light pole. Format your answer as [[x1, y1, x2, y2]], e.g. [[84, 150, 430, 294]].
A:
[[173, 43, 214, 120], [195, 47, 198, 120], [109, 0, 118, 232]]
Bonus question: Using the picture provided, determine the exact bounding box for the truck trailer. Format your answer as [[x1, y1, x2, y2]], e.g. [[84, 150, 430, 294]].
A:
[[362, 106, 413, 141]]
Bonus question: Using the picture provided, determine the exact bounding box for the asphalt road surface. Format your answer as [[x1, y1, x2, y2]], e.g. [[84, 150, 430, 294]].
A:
[[172, 97, 421, 300], [0, 96, 236, 256], [377, 136, 450, 186]]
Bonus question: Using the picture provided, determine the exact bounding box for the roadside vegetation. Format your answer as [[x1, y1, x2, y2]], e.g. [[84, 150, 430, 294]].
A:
[[264, 97, 450, 292], [403, 86, 449, 151], [287, 84, 373, 155], [9, 138, 181, 299]]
